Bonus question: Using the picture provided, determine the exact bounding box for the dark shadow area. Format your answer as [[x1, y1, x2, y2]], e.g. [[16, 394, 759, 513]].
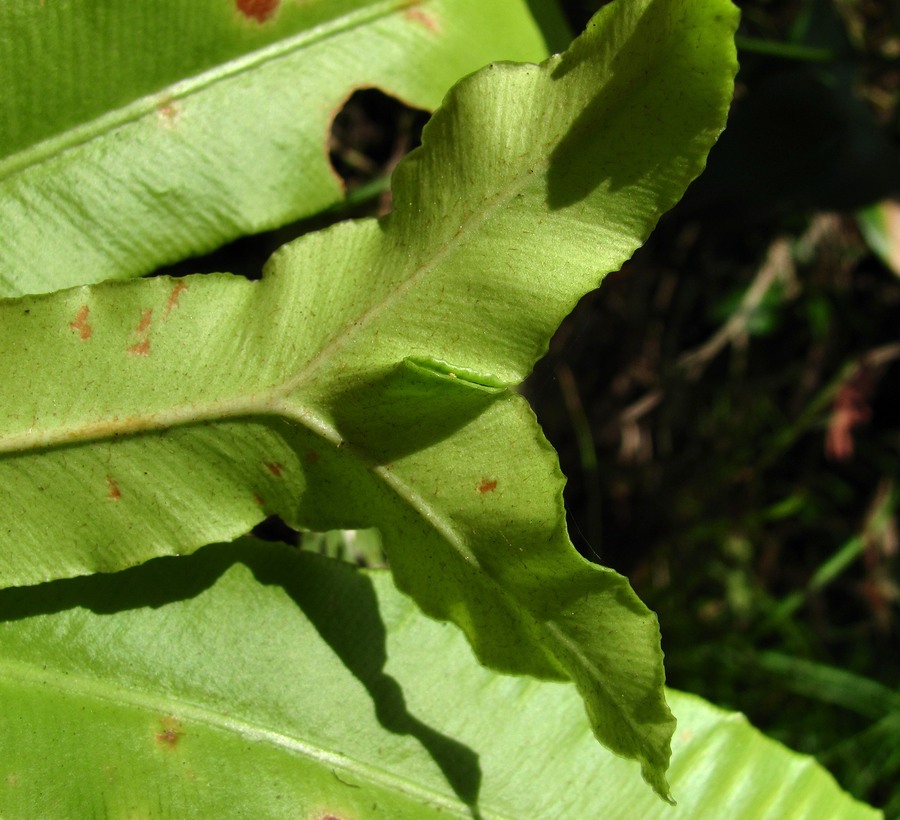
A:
[[530, 0, 900, 811], [330, 360, 503, 464], [0, 541, 482, 815], [522, 0, 575, 54], [329, 88, 429, 196], [684, 61, 900, 216], [545, 3, 695, 210], [250, 550, 484, 816], [0, 541, 238, 621], [252, 514, 301, 546]]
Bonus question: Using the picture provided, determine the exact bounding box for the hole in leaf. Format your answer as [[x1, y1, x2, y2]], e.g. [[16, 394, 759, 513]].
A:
[[252, 515, 300, 547], [329, 88, 429, 201], [301, 528, 387, 568], [151, 92, 428, 280]]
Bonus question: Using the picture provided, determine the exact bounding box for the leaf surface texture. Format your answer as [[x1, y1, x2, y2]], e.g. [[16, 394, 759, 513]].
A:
[[0, 542, 879, 818], [0, 0, 739, 794], [0, 0, 553, 295]]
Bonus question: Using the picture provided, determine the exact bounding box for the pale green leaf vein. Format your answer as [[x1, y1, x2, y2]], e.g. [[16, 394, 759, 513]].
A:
[[0, 654, 512, 819]]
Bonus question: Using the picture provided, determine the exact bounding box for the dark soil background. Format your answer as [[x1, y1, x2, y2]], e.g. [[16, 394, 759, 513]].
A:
[[183, 0, 900, 811], [539, 0, 900, 812]]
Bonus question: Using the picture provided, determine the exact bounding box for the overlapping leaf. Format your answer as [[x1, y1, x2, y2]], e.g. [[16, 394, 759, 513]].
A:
[[0, 0, 738, 796], [0, 0, 557, 297], [0, 542, 879, 817]]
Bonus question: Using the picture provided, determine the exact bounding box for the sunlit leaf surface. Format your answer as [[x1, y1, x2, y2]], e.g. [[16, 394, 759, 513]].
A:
[[0, 0, 738, 794], [0, 542, 878, 817], [0, 0, 555, 295]]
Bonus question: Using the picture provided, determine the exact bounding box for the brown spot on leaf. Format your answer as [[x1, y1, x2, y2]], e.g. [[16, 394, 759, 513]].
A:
[[253, 493, 265, 506], [305, 450, 320, 464], [164, 281, 187, 318], [136, 308, 153, 334], [106, 476, 121, 501], [157, 97, 179, 127], [156, 716, 183, 749], [236, 0, 278, 23], [128, 308, 153, 356], [266, 462, 284, 477], [68, 305, 92, 340], [477, 479, 498, 494], [404, 7, 440, 33]]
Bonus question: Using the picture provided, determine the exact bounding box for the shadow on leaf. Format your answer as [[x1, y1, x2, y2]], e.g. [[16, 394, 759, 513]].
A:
[[250, 548, 484, 816], [330, 358, 504, 464], [0, 539, 483, 816]]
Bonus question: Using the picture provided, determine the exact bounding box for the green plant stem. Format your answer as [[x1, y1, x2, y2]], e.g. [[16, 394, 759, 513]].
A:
[[734, 36, 838, 63], [758, 484, 898, 636], [753, 651, 899, 719]]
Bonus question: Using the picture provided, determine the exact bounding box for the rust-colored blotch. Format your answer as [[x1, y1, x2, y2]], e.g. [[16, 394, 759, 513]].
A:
[[236, 0, 278, 23], [164, 281, 187, 317], [69, 305, 92, 341], [266, 462, 284, 477], [477, 478, 498, 494], [156, 716, 183, 748], [405, 7, 440, 33], [128, 308, 153, 356], [135, 308, 153, 334], [106, 476, 122, 501]]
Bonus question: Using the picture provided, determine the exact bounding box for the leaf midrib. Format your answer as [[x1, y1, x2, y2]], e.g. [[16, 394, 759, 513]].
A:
[[380, 456, 652, 727], [4, 4, 663, 457], [0, 0, 417, 181], [1, 113, 554, 458], [0, 652, 507, 818]]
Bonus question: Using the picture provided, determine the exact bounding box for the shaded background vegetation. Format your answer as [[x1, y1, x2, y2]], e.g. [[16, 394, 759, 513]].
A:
[[530, 0, 900, 813], [222, 0, 900, 812]]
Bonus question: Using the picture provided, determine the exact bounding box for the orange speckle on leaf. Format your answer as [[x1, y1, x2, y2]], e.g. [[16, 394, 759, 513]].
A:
[[236, 0, 278, 22], [253, 493, 265, 506], [68, 305, 92, 340], [128, 308, 153, 355], [156, 716, 183, 749], [305, 450, 320, 464], [136, 308, 153, 334], [405, 7, 440, 32], [106, 476, 121, 501], [266, 462, 284, 477], [477, 478, 498, 494], [164, 281, 187, 318]]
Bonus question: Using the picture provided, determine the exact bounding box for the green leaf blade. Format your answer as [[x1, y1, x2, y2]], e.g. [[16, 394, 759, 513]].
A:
[[379, 0, 740, 383], [0, 544, 879, 818], [0, 0, 554, 297], [0, 0, 739, 796]]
